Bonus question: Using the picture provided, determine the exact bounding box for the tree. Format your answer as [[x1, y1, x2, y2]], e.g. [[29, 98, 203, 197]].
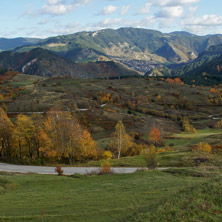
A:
[[15, 114, 36, 160], [181, 117, 196, 133], [109, 121, 134, 159], [44, 109, 97, 164], [149, 127, 162, 146], [0, 108, 14, 159], [215, 119, 222, 129]]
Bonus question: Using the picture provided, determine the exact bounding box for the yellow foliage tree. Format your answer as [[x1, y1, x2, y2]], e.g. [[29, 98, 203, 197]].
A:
[[215, 119, 222, 129], [108, 121, 135, 159], [181, 117, 196, 133], [0, 108, 14, 158], [102, 151, 113, 160], [15, 114, 37, 160], [196, 142, 212, 153]]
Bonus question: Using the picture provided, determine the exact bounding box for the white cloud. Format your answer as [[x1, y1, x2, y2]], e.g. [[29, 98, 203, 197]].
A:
[[183, 15, 222, 26], [38, 19, 49, 25], [120, 5, 130, 16], [41, 4, 74, 15], [94, 17, 122, 29], [153, 0, 199, 7], [48, 0, 60, 4], [156, 6, 184, 18], [181, 14, 222, 35], [97, 5, 117, 15], [18, 0, 222, 37], [29, 0, 91, 16], [188, 6, 198, 14], [138, 2, 152, 14]]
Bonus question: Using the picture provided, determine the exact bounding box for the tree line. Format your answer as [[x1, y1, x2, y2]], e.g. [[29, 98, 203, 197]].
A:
[[0, 107, 98, 164], [0, 106, 165, 165]]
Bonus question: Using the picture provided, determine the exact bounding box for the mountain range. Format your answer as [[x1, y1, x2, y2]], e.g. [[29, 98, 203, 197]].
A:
[[14, 28, 222, 64], [1, 27, 222, 82], [0, 38, 40, 52]]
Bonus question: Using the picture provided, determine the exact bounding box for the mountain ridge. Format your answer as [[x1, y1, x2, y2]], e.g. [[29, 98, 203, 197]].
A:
[[0, 37, 41, 51], [0, 47, 139, 79], [11, 28, 222, 67]]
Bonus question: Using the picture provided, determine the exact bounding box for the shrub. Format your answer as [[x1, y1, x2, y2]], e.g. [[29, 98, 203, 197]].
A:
[[157, 146, 172, 153], [55, 166, 64, 176], [144, 145, 157, 169], [195, 142, 212, 153], [100, 160, 112, 174]]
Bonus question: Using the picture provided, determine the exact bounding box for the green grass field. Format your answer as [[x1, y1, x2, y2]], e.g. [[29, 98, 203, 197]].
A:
[[1, 168, 221, 222]]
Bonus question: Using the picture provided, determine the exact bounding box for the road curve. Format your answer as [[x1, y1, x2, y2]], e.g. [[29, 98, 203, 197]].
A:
[[0, 163, 145, 175]]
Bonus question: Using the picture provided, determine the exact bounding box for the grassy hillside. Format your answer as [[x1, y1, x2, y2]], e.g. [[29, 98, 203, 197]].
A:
[[1, 74, 222, 151], [1, 169, 219, 222]]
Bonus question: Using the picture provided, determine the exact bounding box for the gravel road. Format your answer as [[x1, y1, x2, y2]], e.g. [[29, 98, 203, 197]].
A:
[[0, 163, 144, 175]]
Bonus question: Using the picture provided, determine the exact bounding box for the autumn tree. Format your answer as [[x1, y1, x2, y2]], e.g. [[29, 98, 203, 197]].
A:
[[0, 108, 14, 159], [181, 117, 196, 133], [31, 114, 47, 159], [215, 119, 222, 129], [148, 127, 162, 146], [109, 120, 134, 159], [44, 109, 97, 164], [15, 114, 37, 160]]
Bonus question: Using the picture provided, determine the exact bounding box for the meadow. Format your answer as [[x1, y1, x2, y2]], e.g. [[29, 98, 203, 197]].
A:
[[1, 168, 222, 222]]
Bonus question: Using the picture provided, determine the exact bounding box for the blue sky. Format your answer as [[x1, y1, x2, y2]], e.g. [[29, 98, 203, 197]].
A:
[[0, 0, 222, 38]]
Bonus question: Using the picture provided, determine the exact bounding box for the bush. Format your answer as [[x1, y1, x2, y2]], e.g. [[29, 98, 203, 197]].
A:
[[195, 142, 212, 153], [100, 160, 112, 174], [144, 145, 157, 169], [55, 166, 64, 176]]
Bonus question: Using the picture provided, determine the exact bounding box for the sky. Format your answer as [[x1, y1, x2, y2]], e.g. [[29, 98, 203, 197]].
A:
[[0, 0, 222, 38]]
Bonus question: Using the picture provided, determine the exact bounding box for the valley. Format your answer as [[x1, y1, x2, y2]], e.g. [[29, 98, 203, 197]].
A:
[[1, 27, 222, 222]]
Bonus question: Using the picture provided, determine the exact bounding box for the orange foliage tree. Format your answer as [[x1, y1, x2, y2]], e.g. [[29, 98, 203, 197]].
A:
[[148, 127, 162, 146]]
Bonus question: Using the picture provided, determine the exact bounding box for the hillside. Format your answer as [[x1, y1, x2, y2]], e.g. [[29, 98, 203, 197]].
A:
[[0, 48, 139, 78], [171, 44, 222, 76], [0, 37, 40, 51], [15, 28, 222, 67], [161, 44, 222, 85], [181, 55, 222, 85]]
